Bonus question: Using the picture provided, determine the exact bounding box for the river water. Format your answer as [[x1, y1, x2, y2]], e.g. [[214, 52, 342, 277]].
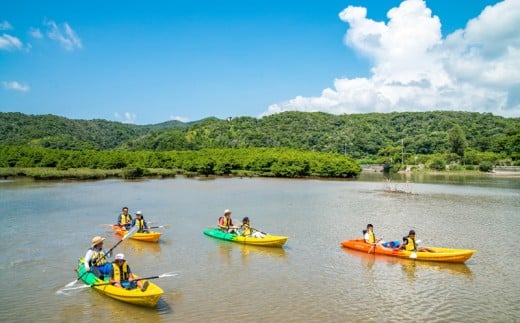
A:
[[0, 173, 518, 322]]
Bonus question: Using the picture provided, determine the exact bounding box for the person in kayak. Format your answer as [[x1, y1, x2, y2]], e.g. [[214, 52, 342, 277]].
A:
[[117, 206, 132, 230], [218, 209, 239, 234], [363, 224, 381, 244], [400, 230, 433, 252], [84, 236, 113, 278], [131, 211, 149, 233], [110, 253, 149, 292], [239, 217, 265, 238]]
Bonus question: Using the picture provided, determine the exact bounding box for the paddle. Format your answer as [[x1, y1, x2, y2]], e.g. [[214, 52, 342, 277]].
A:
[[63, 226, 138, 288], [58, 272, 179, 293], [148, 225, 169, 229], [60, 272, 178, 292], [138, 225, 170, 232], [251, 227, 268, 235]]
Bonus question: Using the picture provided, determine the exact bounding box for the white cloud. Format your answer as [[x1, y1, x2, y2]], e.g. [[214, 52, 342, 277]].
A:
[[170, 115, 190, 123], [0, 21, 13, 30], [0, 33, 23, 51], [114, 112, 137, 124], [45, 19, 82, 51], [29, 28, 43, 39], [2, 81, 30, 92], [264, 0, 520, 118]]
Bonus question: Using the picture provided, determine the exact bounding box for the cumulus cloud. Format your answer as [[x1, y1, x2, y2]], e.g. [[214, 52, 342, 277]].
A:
[[2, 81, 30, 92], [44, 19, 82, 51], [264, 0, 520, 118], [0, 33, 23, 51]]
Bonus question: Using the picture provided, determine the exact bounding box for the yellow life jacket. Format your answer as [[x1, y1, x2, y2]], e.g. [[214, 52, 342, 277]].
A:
[[367, 231, 376, 243], [119, 213, 132, 225], [89, 248, 107, 266], [135, 218, 146, 232], [241, 223, 252, 236], [112, 262, 129, 282], [404, 236, 416, 251]]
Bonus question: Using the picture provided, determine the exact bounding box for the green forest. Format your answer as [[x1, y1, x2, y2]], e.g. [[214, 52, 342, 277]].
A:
[[1, 111, 519, 179]]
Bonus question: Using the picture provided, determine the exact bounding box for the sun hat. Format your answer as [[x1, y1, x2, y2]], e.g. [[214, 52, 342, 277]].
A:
[[224, 209, 231, 214], [91, 236, 105, 247], [115, 253, 125, 261]]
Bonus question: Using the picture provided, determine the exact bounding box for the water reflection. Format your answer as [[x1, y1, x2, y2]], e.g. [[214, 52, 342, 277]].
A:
[[206, 239, 288, 265], [125, 239, 163, 255], [217, 242, 233, 265], [236, 243, 287, 261], [341, 248, 473, 279]]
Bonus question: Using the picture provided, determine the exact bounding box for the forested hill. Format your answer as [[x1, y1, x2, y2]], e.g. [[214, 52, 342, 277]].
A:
[[0, 112, 187, 150], [1, 111, 519, 160]]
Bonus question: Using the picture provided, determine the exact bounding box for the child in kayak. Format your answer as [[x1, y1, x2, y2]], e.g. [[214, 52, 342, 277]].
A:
[[110, 253, 149, 292], [240, 217, 265, 238], [400, 230, 433, 252]]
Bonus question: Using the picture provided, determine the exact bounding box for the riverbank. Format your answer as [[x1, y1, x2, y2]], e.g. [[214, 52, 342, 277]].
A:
[[2, 166, 519, 181]]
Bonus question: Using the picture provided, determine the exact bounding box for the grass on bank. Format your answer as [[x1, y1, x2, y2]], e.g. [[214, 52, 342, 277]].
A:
[[0, 167, 180, 180]]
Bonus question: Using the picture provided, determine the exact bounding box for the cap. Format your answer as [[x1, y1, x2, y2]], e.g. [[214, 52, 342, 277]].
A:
[[136, 210, 143, 215], [115, 253, 125, 261], [224, 209, 231, 214]]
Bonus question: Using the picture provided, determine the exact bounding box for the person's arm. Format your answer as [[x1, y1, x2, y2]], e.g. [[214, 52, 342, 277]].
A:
[[84, 250, 93, 271], [400, 237, 408, 250], [104, 248, 111, 258], [127, 266, 135, 281]]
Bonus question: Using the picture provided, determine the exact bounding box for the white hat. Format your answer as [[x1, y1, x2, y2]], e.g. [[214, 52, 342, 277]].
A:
[[224, 209, 231, 214], [136, 210, 143, 215], [115, 253, 125, 261]]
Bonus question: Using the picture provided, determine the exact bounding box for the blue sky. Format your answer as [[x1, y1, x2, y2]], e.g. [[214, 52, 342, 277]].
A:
[[1, 0, 518, 125]]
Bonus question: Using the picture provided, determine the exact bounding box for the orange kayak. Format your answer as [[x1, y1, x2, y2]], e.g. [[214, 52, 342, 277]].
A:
[[112, 225, 162, 243], [340, 239, 476, 263]]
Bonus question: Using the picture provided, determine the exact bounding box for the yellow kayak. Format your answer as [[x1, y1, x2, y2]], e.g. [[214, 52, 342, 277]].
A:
[[76, 258, 163, 307], [112, 225, 162, 242]]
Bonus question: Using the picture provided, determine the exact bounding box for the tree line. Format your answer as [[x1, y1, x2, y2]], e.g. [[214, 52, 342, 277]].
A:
[[0, 146, 361, 178], [1, 111, 519, 177]]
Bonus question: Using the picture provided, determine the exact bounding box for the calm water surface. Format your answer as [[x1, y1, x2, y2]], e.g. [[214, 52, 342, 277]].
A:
[[0, 174, 519, 322]]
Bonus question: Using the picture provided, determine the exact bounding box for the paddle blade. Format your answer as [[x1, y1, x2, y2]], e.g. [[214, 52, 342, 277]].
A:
[[122, 225, 138, 240], [150, 225, 170, 229], [58, 284, 91, 293], [64, 280, 78, 288], [158, 272, 179, 278]]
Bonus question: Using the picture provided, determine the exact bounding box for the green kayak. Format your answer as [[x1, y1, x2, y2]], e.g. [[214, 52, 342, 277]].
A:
[[203, 228, 288, 247]]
